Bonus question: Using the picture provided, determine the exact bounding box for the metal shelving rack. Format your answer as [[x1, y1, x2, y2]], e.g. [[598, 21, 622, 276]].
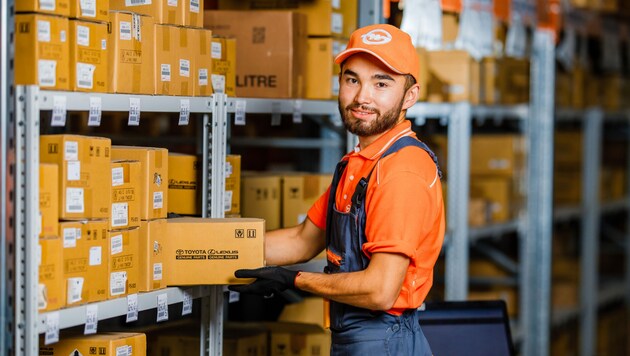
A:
[[13, 87, 228, 356], [553, 107, 630, 355]]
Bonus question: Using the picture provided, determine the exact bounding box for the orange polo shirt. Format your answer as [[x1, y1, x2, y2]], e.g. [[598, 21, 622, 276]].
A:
[[307, 120, 445, 315]]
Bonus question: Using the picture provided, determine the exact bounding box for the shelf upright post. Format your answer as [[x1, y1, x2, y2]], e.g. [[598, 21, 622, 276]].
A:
[[14, 86, 40, 356], [444, 102, 471, 301], [626, 112, 630, 339], [521, 29, 555, 356], [1, 0, 16, 353], [579, 107, 603, 356], [200, 93, 228, 356]]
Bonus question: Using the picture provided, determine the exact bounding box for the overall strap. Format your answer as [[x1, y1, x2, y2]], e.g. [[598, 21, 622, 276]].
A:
[[351, 136, 442, 207]]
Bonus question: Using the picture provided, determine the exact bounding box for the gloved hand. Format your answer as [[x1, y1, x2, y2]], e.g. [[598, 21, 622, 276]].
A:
[[229, 266, 300, 297]]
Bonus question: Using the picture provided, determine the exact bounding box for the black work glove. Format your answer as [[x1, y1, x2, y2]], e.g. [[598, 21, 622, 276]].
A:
[[229, 266, 299, 297]]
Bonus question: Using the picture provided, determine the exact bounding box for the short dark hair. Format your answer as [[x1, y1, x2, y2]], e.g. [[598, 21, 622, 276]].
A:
[[404, 74, 416, 93]]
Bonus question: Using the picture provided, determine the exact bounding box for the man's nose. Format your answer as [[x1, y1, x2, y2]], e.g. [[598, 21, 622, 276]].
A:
[[354, 84, 372, 104]]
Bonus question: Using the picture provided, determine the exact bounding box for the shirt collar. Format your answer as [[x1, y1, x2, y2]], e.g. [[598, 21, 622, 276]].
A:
[[354, 120, 414, 160]]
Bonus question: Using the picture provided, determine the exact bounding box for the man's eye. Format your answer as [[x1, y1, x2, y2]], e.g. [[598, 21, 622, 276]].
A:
[[376, 82, 388, 88], [346, 78, 358, 84]]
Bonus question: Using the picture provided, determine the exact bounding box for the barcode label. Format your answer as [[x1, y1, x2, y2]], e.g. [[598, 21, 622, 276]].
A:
[[64, 140, 78, 160], [178, 99, 190, 126], [76, 62, 95, 89], [190, 0, 200, 13], [211, 42, 222, 59], [332, 0, 341, 9], [77, 25, 90, 46], [67, 160, 80, 181], [67, 277, 84, 304], [110, 271, 127, 296], [126, 294, 138, 322], [153, 191, 163, 209], [44, 312, 60, 345], [211, 74, 225, 94], [153, 263, 162, 281], [116, 346, 131, 356], [156, 293, 168, 322], [179, 59, 190, 77], [234, 100, 246, 125], [182, 289, 193, 315], [39, 0, 56, 11], [84, 304, 98, 335], [88, 96, 102, 126], [168, 0, 177, 6], [60, 30, 66, 42], [112, 167, 124, 186], [224, 190, 233, 212], [126, 0, 151, 5], [80, 0, 96, 17], [161, 64, 171, 82], [38, 59, 56, 87], [120, 21, 132, 40], [63, 227, 77, 248], [51, 95, 67, 126], [293, 100, 303, 123], [89, 246, 102, 266], [198, 68, 208, 86], [111, 203, 129, 227], [111, 234, 123, 255], [331, 13, 343, 34], [66, 187, 84, 213], [128, 98, 141, 126], [37, 20, 51, 42]]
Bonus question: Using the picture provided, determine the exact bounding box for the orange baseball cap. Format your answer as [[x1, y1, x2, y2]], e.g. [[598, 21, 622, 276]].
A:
[[335, 24, 420, 83]]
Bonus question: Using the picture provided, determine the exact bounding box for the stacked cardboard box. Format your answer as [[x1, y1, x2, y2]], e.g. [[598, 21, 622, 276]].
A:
[[40, 332, 146, 356]]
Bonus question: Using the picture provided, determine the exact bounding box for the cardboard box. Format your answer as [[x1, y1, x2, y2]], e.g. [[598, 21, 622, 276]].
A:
[[427, 50, 480, 104], [138, 219, 167, 292], [16, 0, 70, 16], [282, 174, 331, 228], [470, 177, 512, 223], [211, 36, 237, 96], [152, 335, 200, 356], [225, 154, 241, 215], [168, 153, 199, 216], [60, 219, 109, 305], [40, 135, 111, 220], [468, 198, 490, 227], [112, 146, 168, 220], [442, 12, 459, 47], [498, 58, 529, 104], [270, 331, 332, 356], [70, 0, 109, 21], [183, 0, 204, 27], [571, 64, 585, 109], [601, 75, 623, 111], [553, 170, 581, 205], [39, 332, 146, 356], [554, 131, 582, 169], [111, 160, 141, 229], [38, 236, 65, 311], [39, 163, 59, 238], [224, 333, 268, 356], [204, 10, 307, 98], [416, 47, 429, 101], [470, 134, 524, 177], [154, 24, 178, 95], [14, 14, 70, 90], [305, 37, 346, 100], [164, 217, 265, 285], [69, 19, 108, 92], [218, 0, 357, 38], [584, 73, 600, 107], [108, 227, 140, 298], [108, 11, 155, 95], [278, 297, 327, 329], [193, 28, 214, 97], [177, 26, 196, 96], [241, 173, 281, 230], [110, 0, 183, 25]]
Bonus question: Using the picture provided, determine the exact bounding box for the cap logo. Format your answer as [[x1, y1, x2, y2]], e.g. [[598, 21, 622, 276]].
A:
[[361, 29, 392, 45]]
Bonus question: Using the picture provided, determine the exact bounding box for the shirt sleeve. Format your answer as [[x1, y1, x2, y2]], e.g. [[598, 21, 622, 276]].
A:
[[362, 169, 439, 261], [307, 185, 331, 230]]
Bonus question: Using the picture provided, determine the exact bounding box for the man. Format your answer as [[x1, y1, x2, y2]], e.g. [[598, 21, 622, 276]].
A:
[[230, 24, 445, 355]]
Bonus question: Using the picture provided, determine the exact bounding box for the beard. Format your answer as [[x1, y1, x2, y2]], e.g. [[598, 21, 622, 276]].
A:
[[339, 96, 405, 137]]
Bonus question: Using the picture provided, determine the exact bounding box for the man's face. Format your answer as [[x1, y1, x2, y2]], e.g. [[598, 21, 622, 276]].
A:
[[338, 53, 407, 138]]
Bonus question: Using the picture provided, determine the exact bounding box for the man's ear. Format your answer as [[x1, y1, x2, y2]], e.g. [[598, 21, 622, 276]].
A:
[[402, 84, 420, 110]]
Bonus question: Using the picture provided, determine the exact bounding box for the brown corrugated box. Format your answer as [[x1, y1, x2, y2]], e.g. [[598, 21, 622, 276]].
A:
[[110, 0, 183, 25], [39, 236, 65, 311], [427, 50, 480, 104], [211, 36, 237, 96], [14, 14, 70, 90], [108, 11, 155, 95], [108, 226, 140, 298], [39, 163, 59, 238], [70, 0, 109, 22], [305, 37, 346, 100], [204, 10, 307, 98], [138, 219, 167, 292], [69, 19, 109, 92], [192, 28, 214, 97], [110, 160, 142, 229], [39, 333, 146, 356], [16, 0, 70, 16]]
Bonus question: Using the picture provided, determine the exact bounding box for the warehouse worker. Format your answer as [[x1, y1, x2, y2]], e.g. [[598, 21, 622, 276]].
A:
[[231, 24, 445, 355]]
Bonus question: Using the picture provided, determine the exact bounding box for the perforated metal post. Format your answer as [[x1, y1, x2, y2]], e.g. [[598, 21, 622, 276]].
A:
[[200, 93, 228, 356], [14, 86, 40, 356], [579, 108, 603, 356], [1, 0, 16, 353], [444, 102, 471, 300], [521, 30, 555, 356]]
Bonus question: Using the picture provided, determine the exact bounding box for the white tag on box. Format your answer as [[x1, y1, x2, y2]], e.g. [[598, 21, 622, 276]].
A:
[[66, 187, 84, 213], [67, 160, 81, 181], [89, 246, 102, 265], [112, 167, 124, 186], [67, 277, 84, 304], [153, 263, 163, 281], [38, 59, 57, 87], [111, 234, 123, 255], [153, 191, 163, 209], [110, 271, 127, 296], [120, 21, 132, 41], [111, 203, 129, 227], [76, 62, 95, 89], [37, 20, 51, 42], [77, 25, 90, 46], [80, 0, 96, 17]]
